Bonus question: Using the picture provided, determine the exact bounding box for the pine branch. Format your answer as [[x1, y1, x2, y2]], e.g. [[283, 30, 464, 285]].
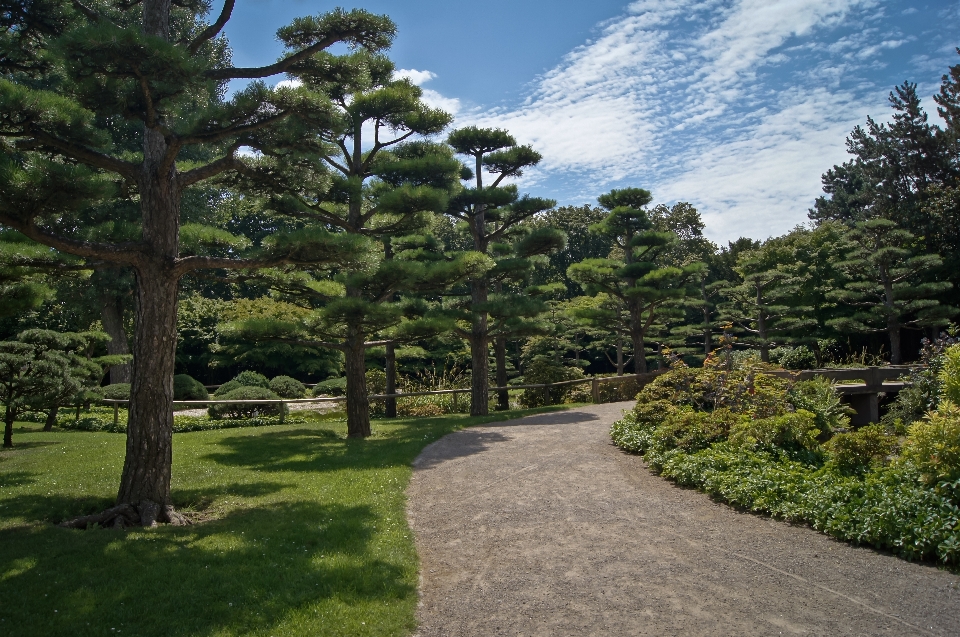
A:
[[188, 0, 235, 54], [26, 131, 138, 180], [179, 112, 289, 146], [205, 34, 353, 80], [0, 214, 142, 266], [179, 151, 240, 187]]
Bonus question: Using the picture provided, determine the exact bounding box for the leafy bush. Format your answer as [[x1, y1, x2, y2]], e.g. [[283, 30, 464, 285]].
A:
[[214, 379, 242, 396], [650, 407, 742, 456], [269, 375, 306, 399], [825, 424, 897, 474], [900, 401, 960, 486], [771, 346, 817, 370], [789, 377, 852, 439], [518, 361, 585, 407], [365, 369, 387, 395], [232, 370, 270, 389], [728, 410, 821, 456], [208, 386, 287, 420], [101, 383, 131, 400], [173, 374, 208, 400], [610, 399, 676, 454], [882, 330, 957, 430], [940, 344, 960, 406], [313, 377, 347, 396]]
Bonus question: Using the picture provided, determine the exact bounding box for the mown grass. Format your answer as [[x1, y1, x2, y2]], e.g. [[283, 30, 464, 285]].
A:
[[0, 406, 566, 637]]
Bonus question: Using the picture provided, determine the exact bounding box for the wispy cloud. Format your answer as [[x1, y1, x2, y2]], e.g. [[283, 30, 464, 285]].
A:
[[435, 0, 952, 242]]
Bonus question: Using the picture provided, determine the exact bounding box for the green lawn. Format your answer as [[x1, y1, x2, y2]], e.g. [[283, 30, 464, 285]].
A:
[[0, 407, 565, 636]]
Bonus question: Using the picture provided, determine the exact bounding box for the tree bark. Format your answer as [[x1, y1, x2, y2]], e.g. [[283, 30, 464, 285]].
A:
[[343, 331, 371, 437], [494, 336, 508, 410], [384, 341, 396, 418], [630, 309, 647, 375], [469, 279, 489, 416], [616, 336, 624, 375], [101, 292, 132, 384], [3, 407, 14, 448], [882, 269, 902, 365], [43, 405, 58, 432]]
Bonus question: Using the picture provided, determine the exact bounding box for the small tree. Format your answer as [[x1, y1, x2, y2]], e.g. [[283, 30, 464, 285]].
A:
[[567, 188, 704, 375], [829, 219, 955, 364], [444, 127, 561, 415]]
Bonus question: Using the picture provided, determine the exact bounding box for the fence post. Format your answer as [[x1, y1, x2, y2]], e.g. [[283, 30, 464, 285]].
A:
[[113, 403, 119, 427], [452, 390, 459, 412], [279, 401, 285, 424], [592, 377, 600, 404]]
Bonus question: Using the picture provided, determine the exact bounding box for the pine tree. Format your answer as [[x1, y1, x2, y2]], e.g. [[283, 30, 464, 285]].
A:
[[0, 1, 395, 525], [445, 127, 562, 414], [567, 188, 704, 375]]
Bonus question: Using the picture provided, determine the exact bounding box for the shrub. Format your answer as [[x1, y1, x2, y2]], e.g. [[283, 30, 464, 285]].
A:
[[940, 344, 960, 406], [214, 379, 242, 396], [208, 386, 287, 420], [269, 375, 306, 399], [650, 407, 742, 455], [771, 346, 817, 370], [231, 370, 270, 389], [729, 410, 820, 456], [899, 401, 960, 486], [609, 399, 677, 454], [313, 377, 347, 397], [825, 424, 898, 474], [365, 369, 387, 395], [789, 376, 851, 439], [173, 374, 208, 400], [101, 383, 131, 400], [518, 361, 585, 407]]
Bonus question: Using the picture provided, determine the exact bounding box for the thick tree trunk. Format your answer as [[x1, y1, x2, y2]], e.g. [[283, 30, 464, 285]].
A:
[[343, 333, 371, 437], [630, 309, 647, 375], [616, 337, 625, 375], [384, 341, 396, 418], [43, 405, 58, 432], [469, 279, 490, 416], [102, 293, 132, 384], [494, 336, 508, 410], [888, 320, 902, 366]]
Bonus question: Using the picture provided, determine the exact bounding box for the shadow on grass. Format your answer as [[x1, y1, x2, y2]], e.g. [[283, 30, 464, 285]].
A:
[[0, 439, 61, 452], [172, 480, 292, 512], [0, 499, 408, 637], [0, 471, 37, 489]]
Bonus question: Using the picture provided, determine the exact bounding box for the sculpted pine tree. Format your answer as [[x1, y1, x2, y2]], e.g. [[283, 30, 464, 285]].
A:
[[445, 127, 561, 414], [0, 1, 395, 525], [567, 188, 704, 375]]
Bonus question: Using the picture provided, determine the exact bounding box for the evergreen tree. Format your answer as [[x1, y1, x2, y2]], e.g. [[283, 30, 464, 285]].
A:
[[567, 188, 704, 374], [569, 293, 634, 375], [0, 1, 395, 525], [828, 219, 955, 364], [445, 127, 561, 415]]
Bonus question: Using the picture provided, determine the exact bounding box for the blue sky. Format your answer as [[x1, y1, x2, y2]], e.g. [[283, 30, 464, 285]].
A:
[[224, 1, 960, 243]]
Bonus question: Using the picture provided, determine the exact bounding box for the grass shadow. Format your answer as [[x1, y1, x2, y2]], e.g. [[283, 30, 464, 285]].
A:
[[0, 499, 410, 637]]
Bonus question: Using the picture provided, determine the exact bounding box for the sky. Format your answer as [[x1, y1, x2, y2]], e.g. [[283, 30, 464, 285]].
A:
[[223, 1, 960, 244]]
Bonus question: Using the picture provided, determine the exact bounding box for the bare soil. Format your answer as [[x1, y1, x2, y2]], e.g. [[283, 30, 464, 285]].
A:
[[407, 402, 960, 636]]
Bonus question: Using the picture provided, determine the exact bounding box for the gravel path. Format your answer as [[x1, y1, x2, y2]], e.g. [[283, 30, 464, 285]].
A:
[[407, 402, 960, 636]]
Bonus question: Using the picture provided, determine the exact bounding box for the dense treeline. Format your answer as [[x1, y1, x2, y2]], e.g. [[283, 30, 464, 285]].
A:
[[0, 2, 957, 523]]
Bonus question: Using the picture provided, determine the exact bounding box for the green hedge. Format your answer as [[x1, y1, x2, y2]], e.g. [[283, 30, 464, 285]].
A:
[[610, 354, 960, 564]]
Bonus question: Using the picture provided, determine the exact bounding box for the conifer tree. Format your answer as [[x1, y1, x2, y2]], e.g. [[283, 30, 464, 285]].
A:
[[0, 1, 396, 525], [567, 188, 703, 375], [445, 127, 562, 414]]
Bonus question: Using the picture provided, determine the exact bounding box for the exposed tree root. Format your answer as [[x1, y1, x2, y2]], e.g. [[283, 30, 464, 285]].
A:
[[58, 500, 192, 529]]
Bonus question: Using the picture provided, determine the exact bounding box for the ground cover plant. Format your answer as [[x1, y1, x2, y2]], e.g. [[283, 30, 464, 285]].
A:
[[0, 405, 565, 636], [610, 345, 960, 564]]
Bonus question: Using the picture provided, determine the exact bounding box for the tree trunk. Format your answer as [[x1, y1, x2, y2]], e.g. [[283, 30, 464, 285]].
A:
[[3, 406, 14, 448], [101, 292, 132, 384], [384, 341, 396, 418], [469, 278, 489, 416], [882, 269, 902, 365], [630, 309, 647, 375], [343, 332, 371, 437], [616, 337, 624, 375], [494, 336, 508, 410], [43, 405, 58, 432]]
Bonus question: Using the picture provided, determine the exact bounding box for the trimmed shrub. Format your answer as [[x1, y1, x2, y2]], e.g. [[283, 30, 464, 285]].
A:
[[729, 410, 820, 455], [770, 346, 817, 370], [650, 407, 743, 456], [269, 375, 306, 399], [102, 383, 131, 400], [232, 370, 270, 389], [214, 379, 242, 397], [825, 424, 897, 474], [518, 361, 585, 407], [313, 377, 347, 397], [173, 374, 208, 400], [208, 386, 287, 420], [900, 401, 960, 486]]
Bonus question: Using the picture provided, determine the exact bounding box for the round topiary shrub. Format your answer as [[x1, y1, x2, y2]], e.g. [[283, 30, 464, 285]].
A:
[[270, 375, 306, 399], [102, 383, 131, 400], [173, 374, 209, 400], [214, 379, 242, 397], [231, 370, 270, 389], [312, 377, 347, 397], [208, 386, 287, 420]]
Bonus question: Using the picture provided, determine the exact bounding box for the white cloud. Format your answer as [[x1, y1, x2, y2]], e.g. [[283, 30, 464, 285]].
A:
[[392, 68, 437, 86], [274, 78, 303, 90]]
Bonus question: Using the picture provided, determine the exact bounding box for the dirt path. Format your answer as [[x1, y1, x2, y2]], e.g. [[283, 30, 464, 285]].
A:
[[407, 402, 960, 636]]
